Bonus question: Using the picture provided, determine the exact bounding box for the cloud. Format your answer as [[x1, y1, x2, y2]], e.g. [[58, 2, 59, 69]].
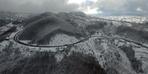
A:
[[0, 0, 147, 15], [97, 0, 148, 15], [0, 0, 79, 13]]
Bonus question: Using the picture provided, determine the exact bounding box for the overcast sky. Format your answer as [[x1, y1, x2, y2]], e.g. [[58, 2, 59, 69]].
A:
[[0, 0, 147, 16]]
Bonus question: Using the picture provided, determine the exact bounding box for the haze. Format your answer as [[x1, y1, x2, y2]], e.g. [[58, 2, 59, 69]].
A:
[[0, 0, 147, 15]]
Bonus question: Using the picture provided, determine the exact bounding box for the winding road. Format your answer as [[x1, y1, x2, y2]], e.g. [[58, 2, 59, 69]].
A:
[[13, 30, 90, 48], [13, 30, 148, 49]]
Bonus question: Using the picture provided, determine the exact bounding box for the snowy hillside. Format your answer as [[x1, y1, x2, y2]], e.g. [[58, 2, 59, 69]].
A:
[[0, 12, 148, 74]]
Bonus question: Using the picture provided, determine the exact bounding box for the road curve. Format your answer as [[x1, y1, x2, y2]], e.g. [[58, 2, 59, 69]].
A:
[[13, 30, 148, 49], [13, 30, 91, 48]]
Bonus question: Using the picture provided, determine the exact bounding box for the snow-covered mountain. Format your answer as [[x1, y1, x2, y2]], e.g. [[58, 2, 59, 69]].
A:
[[0, 12, 148, 74], [100, 16, 148, 23]]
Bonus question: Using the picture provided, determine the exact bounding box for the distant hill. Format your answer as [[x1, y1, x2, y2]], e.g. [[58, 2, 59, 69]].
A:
[[19, 12, 87, 45], [0, 11, 31, 26]]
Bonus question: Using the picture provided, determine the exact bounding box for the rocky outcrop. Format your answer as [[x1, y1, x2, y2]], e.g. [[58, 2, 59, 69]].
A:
[[0, 23, 16, 42]]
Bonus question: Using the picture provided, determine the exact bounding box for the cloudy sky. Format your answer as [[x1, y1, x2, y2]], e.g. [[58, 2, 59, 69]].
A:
[[0, 0, 147, 15]]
